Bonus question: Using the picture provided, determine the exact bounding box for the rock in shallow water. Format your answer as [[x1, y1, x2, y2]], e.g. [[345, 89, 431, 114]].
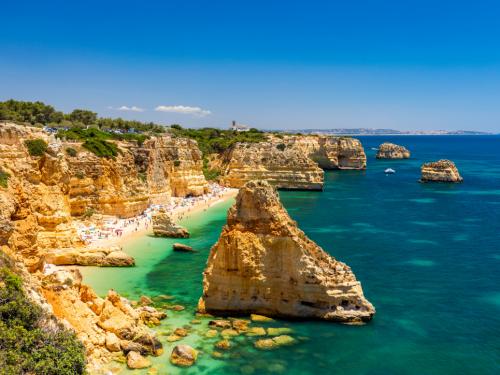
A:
[[376, 142, 410, 159], [152, 209, 189, 238], [170, 344, 198, 367], [172, 243, 194, 252], [127, 350, 151, 369]]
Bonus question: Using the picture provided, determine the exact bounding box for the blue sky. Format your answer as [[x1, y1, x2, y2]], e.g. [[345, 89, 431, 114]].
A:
[[1, 0, 499, 131]]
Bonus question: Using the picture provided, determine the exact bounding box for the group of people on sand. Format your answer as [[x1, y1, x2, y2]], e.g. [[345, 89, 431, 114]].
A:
[[77, 183, 233, 246]]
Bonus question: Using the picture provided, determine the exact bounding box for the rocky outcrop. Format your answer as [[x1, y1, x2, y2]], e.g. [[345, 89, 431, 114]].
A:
[[41, 268, 165, 366], [44, 246, 134, 267], [173, 243, 194, 252], [214, 135, 366, 190], [289, 135, 367, 169], [420, 159, 463, 183], [216, 141, 324, 190], [199, 180, 375, 323], [152, 209, 189, 238], [170, 345, 198, 367], [376, 143, 410, 159]]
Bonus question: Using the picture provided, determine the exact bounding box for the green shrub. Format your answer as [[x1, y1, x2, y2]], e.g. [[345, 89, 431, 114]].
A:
[[276, 143, 286, 151], [75, 171, 85, 179], [24, 139, 48, 156], [0, 264, 86, 374], [83, 208, 95, 218], [173, 160, 181, 167], [82, 139, 118, 158], [203, 168, 220, 181], [65, 147, 77, 157], [138, 172, 147, 182], [0, 170, 10, 188]]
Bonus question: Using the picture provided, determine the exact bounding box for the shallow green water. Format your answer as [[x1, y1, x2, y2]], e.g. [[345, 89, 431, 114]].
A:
[[82, 136, 500, 374]]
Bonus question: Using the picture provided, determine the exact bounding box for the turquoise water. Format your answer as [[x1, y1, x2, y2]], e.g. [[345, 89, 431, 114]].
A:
[[82, 136, 500, 374]]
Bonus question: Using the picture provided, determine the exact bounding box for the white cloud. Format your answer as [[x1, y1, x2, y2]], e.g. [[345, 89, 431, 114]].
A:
[[109, 105, 144, 112], [155, 105, 211, 117]]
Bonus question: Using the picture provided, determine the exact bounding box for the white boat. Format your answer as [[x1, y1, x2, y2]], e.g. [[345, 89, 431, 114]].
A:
[[384, 168, 396, 174]]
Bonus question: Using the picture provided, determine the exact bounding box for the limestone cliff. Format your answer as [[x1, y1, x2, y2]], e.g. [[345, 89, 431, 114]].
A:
[[199, 180, 375, 323], [215, 135, 366, 190], [0, 123, 208, 269], [376, 143, 410, 159], [217, 141, 324, 190], [420, 159, 463, 183]]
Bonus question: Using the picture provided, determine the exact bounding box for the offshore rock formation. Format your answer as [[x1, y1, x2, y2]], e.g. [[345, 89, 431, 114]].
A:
[[152, 209, 189, 238], [420, 159, 463, 183], [41, 268, 165, 366], [376, 143, 410, 159], [199, 180, 375, 323], [215, 135, 366, 190]]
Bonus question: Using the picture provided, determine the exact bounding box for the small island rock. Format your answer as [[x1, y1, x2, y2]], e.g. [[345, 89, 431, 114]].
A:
[[376, 143, 410, 159], [420, 159, 463, 183]]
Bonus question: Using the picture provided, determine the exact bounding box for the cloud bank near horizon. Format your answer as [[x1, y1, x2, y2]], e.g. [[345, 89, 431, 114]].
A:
[[108, 105, 144, 112], [155, 105, 211, 117]]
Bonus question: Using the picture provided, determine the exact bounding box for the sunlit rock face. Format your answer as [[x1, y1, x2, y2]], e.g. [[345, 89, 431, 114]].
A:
[[214, 135, 366, 190], [420, 159, 463, 183], [199, 180, 375, 323], [376, 143, 410, 159]]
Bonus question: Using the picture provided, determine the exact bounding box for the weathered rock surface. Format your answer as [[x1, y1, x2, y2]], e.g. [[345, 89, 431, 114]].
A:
[[44, 246, 134, 266], [216, 141, 324, 190], [170, 345, 198, 367], [152, 209, 189, 238], [173, 243, 194, 252], [198, 180, 375, 323], [420, 159, 463, 183], [376, 143, 410, 159], [214, 135, 366, 190], [127, 351, 151, 369], [41, 268, 165, 365]]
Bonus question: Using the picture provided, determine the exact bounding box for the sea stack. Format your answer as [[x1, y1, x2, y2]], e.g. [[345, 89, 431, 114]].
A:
[[152, 209, 189, 237], [420, 159, 463, 183], [198, 180, 375, 323], [376, 143, 410, 159]]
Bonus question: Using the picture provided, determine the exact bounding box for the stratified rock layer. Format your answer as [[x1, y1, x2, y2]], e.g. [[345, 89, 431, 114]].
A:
[[376, 143, 410, 159], [215, 135, 366, 190], [199, 180, 375, 323], [420, 159, 463, 183]]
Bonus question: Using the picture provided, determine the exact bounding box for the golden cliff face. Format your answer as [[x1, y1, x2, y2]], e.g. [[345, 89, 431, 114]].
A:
[[199, 180, 375, 323], [376, 142, 411, 159], [0, 123, 208, 268], [217, 140, 324, 190], [215, 135, 366, 190]]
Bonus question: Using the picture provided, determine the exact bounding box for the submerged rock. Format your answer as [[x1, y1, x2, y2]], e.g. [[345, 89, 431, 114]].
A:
[[170, 345, 198, 367], [198, 180, 375, 323], [376, 143, 410, 159], [172, 243, 194, 252], [420, 159, 463, 183], [152, 209, 189, 238], [254, 335, 296, 350]]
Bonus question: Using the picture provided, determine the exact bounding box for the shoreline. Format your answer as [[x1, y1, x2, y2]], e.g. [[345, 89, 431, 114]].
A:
[[76, 185, 238, 249]]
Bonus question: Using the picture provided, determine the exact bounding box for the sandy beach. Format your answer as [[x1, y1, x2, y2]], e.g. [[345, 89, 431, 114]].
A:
[[76, 184, 238, 248]]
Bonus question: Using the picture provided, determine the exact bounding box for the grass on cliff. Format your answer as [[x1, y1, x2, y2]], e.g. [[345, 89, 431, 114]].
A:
[[0, 170, 10, 188], [56, 127, 130, 158], [169, 125, 266, 155], [0, 253, 86, 375], [24, 138, 48, 157]]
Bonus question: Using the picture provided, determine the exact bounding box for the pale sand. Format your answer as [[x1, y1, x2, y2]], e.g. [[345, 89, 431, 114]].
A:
[[88, 188, 238, 248]]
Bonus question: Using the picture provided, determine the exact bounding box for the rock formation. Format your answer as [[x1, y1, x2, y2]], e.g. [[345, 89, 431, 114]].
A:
[[198, 180, 375, 323], [376, 143, 410, 159], [152, 209, 189, 238], [420, 159, 463, 183], [216, 141, 324, 190], [43, 246, 134, 266], [214, 135, 366, 190], [41, 268, 165, 366]]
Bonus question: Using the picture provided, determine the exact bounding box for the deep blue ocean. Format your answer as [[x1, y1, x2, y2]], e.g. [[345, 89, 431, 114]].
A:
[[83, 135, 500, 374]]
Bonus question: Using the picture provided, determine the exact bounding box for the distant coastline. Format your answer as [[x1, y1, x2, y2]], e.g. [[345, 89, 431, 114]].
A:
[[275, 128, 495, 136]]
